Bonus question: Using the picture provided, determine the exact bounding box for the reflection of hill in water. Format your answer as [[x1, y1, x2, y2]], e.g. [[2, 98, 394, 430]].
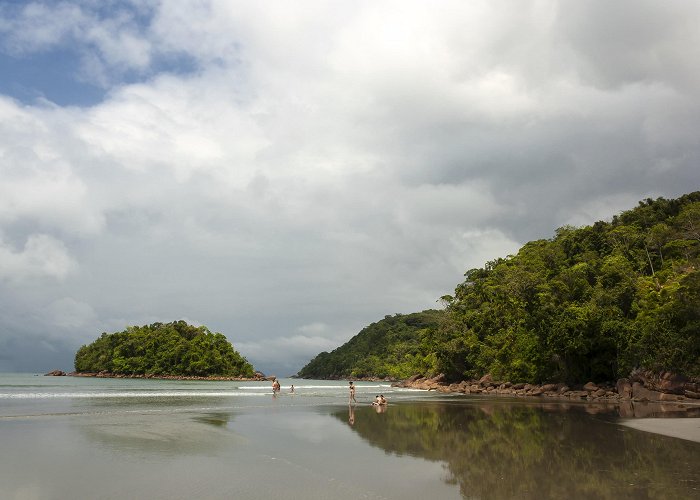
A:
[[334, 402, 700, 499]]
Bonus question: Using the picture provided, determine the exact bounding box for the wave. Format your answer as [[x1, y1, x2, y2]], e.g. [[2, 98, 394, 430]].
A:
[[0, 391, 271, 399], [237, 384, 391, 390]]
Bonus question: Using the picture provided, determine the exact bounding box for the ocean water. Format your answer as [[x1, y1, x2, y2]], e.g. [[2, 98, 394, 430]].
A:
[[0, 373, 698, 499]]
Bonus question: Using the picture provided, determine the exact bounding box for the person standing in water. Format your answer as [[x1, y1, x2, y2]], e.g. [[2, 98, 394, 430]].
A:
[[290, 384, 295, 393], [349, 381, 357, 404]]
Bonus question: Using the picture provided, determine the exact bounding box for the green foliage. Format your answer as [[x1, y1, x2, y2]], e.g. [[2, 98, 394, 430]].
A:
[[297, 310, 446, 379], [301, 192, 700, 384], [74, 320, 255, 377], [442, 192, 700, 383]]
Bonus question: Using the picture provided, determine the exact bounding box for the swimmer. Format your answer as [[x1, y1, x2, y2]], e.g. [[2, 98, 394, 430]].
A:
[[349, 381, 357, 404]]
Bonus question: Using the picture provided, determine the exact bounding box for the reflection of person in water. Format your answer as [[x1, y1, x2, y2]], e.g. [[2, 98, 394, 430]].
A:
[[373, 402, 387, 413], [348, 404, 355, 425]]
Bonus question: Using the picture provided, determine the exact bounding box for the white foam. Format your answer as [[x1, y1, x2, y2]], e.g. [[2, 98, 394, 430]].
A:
[[0, 391, 269, 399]]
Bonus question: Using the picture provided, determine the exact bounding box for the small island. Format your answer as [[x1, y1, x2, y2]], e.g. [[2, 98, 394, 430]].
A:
[[73, 320, 258, 380]]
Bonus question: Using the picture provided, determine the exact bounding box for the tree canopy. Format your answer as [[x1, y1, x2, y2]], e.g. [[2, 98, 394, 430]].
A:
[[297, 310, 445, 379], [74, 320, 255, 377], [299, 192, 700, 383]]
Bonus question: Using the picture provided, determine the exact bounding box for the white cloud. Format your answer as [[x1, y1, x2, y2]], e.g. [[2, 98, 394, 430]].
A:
[[0, 234, 75, 282], [0, 1, 699, 374]]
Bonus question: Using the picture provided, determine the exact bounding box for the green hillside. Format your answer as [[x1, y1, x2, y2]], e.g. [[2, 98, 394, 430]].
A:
[[74, 320, 255, 377], [297, 310, 445, 379], [299, 192, 700, 383]]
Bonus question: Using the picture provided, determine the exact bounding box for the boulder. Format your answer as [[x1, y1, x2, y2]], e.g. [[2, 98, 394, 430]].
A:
[[684, 390, 700, 399], [44, 370, 65, 376], [632, 382, 661, 402], [541, 384, 557, 392], [479, 374, 493, 386], [657, 372, 688, 395], [569, 391, 588, 399], [583, 381, 598, 392], [616, 378, 632, 399]]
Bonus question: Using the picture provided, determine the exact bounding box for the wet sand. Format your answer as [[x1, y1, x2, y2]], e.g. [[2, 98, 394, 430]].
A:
[[621, 417, 700, 443]]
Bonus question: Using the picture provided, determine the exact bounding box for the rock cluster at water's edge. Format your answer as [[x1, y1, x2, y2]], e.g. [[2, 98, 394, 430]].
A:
[[394, 370, 700, 403]]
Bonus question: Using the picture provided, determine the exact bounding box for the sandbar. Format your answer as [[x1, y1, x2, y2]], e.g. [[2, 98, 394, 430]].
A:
[[621, 418, 700, 443]]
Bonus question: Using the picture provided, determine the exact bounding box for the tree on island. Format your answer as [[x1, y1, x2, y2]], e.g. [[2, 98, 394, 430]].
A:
[[74, 320, 255, 377]]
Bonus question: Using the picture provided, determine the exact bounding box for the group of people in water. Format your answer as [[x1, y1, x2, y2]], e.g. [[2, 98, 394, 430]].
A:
[[348, 381, 388, 406], [271, 378, 293, 394], [269, 379, 388, 408]]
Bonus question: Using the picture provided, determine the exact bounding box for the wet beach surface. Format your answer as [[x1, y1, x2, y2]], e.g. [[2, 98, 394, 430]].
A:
[[1, 375, 698, 499]]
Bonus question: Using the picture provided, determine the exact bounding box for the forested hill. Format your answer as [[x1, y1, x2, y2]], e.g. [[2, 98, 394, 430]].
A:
[[299, 192, 700, 383], [297, 310, 444, 379], [74, 321, 255, 377]]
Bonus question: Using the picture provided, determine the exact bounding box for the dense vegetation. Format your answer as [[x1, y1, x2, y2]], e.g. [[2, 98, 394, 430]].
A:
[[300, 192, 700, 383], [298, 310, 444, 379], [74, 320, 255, 377]]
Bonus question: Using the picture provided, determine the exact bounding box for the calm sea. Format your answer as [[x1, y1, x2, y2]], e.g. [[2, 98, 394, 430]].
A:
[[1, 373, 698, 499]]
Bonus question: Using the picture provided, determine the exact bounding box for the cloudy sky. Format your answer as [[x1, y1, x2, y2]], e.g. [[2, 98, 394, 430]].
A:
[[1, 0, 699, 376]]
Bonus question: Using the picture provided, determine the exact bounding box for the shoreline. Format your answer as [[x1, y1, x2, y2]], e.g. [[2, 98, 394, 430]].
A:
[[393, 371, 700, 404], [621, 418, 700, 443], [46, 370, 271, 382]]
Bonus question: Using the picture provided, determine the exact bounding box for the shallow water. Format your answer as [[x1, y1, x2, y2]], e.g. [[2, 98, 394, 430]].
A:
[[1, 374, 698, 499]]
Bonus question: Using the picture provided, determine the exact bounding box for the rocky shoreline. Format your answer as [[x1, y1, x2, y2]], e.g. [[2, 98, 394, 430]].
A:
[[393, 370, 700, 406], [45, 370, 271, 381]]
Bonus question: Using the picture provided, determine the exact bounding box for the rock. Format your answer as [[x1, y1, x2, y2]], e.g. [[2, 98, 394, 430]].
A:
[[659, 393, 682, 402], [569, 391, 588, 399], [616, 378, 632, 399], [657, 372, 688, 395], [406, 374, 422, 383], [511, 383, 526, 390], [541, 384, 557, 392], [430, 373, 446, 383], [558, 385, 570, 394], [583, 381, 598, 392], [594, 389, 606, 398], [632, 382, 661, 402], [44, 370, 65, 376], [684, 390, 700, 399], [479, 374, 493, 386]]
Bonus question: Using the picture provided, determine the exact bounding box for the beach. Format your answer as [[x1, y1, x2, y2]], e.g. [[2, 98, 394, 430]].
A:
[[621, 417, 700, 443], [1, 373, 699, 499]]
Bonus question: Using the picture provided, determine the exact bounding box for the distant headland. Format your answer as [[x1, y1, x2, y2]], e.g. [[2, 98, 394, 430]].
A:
[[298, 192, 700, 393]]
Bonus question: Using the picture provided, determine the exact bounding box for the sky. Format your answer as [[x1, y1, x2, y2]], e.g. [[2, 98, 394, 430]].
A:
[[0, 0, 699, 376]]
